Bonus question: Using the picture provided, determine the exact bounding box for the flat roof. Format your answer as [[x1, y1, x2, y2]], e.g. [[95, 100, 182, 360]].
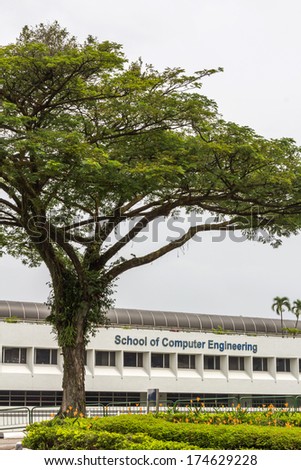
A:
[[0, 300, 297, 336]]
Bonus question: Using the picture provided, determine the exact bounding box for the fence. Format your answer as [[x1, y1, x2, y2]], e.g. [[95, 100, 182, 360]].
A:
[[0, 407, 31, 431], [1, 395, 301, 431]]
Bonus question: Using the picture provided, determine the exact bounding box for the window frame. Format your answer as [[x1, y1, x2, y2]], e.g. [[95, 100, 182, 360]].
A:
[[229, 356, 245, 371], [95, 351, 116, 367], [276, 358, 291, 372], [151, 353, 170, 368], [2, 347, 27, 364], [204, 355, 220, 370], [178, 354, 196, 369], [253, 357, 268, 372], [35, 348, 58, 365], [123, 352, 143, 367]]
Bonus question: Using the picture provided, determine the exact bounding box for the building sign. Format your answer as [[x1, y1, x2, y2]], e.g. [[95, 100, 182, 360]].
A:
[[114, 334, 258, 354]]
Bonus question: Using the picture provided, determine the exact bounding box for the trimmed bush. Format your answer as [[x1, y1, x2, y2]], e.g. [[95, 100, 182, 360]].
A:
[[23, 414, 301, 450], [23, 422, 199, 450]]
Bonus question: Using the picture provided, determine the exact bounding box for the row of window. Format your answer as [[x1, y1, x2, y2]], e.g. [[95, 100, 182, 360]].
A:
[[2, 348, 299, 373], [253, 357, 291, 372], [2, 348, 58, 365], [99, 353, 299, 372], [0, 390, 140, 407], [167, 393, 296, 409], [0, 390, 297, 408]]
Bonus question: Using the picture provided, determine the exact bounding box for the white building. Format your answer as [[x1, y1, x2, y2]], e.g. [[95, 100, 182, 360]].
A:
[[1, 300, 301, 408]]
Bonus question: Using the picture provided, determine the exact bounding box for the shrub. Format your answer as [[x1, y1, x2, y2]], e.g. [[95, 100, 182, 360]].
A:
[[23, 421, 199, 450], [159, 408, 301, 427], [23, 414, 301, 450]]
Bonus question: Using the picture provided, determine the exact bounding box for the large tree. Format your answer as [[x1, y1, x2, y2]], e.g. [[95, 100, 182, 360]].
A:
[[1, 23, 301, 414]]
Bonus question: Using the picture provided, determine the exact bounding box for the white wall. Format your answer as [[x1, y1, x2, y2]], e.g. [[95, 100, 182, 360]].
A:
[[1, 322, 301, 396]]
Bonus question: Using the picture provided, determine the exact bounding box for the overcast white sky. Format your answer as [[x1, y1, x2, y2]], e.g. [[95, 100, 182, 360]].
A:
[[1, 0, 301, 319]]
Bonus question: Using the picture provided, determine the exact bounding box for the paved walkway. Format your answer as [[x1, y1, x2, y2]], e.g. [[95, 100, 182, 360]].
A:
[[0, 438, 21, 450], [0, 432, 25, 450]]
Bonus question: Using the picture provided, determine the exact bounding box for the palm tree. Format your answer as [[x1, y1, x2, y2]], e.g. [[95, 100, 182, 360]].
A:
[[291, 299, 301, 330], [271, 296, 291, 337]]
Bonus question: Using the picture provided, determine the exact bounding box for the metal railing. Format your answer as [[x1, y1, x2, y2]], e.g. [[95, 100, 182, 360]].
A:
[[1, 395, 301, 431], [0, 407, 31, 431]]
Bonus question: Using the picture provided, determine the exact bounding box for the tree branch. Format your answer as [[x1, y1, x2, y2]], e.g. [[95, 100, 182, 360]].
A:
[[106, 219, 238, 279], [0, 198, 21, 214]]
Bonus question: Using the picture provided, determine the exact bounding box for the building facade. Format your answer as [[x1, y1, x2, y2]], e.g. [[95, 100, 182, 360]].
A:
[[1, 300, 301, 408]]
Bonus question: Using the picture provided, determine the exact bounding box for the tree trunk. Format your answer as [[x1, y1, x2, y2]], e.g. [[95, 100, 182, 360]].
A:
[[59, 313, 87, 416], [61, 343, 86, 416], [48, 269, 109, 417]]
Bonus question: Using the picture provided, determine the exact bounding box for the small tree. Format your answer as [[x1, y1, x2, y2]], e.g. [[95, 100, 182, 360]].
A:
[[291, 299, 301, 329], [2, 23, 301, 414], [272, 296, 291, 336]]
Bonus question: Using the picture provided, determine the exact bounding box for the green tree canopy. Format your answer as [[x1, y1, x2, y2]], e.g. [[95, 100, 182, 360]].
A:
[[1, 22, 301, 413]]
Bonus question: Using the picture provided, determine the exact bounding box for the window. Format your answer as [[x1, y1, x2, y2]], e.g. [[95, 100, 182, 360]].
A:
[[124, 352, 143, 367], [252, 396, 287, 408], [299, 359, 301, 373], [253, 357, 268, 371], [178, 354, 196, 369], [276, 358, 290, 372], [85, 391, 141, 405], [229, 356, 245, 371], [151, 353, 170, 368], [204, 355, 220, 370], [2, 347, 27, 364], [35, 349, 58, 365], [95, 351, 116, 366]]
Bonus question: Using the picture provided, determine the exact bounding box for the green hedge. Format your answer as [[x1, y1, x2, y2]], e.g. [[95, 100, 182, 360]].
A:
[[89, 414, 301, 450], [23, 414, 301, 450], [22, 422, 199, 450]]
